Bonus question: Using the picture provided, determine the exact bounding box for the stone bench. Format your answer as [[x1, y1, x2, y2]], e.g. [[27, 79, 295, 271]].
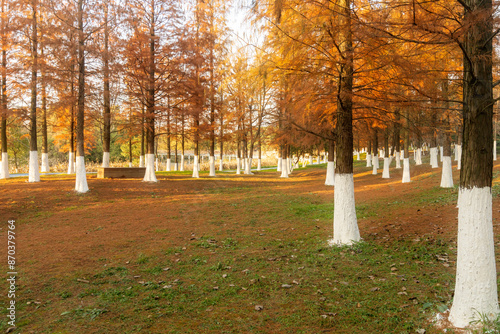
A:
[[97, 167, 146, 179]]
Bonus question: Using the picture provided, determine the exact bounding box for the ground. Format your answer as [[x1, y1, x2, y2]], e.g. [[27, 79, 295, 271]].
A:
[[1, 156, 500, 333]]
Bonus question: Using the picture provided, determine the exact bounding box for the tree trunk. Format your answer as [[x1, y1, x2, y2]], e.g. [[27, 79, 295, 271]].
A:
[[402, 110, 410, 183], [440, 81, 453, 188], [209, 33, 216, 177], [372, 128, 378, 174], [382, 128, 390, 178], [143, 0, 157, 182], [1, 0, 8, 179], [75, 0, 88, 192], [29, 0, 39, 183], [331, 0, 359, 245], [325, 136, 335, 186], [140, 106, 145, 167], [68, 63, 75, 174], [219, 105, 224, 171], [102, 3, 111, 168], [167, 99, 171, 171], [366, 138, 372, 167], [180, 112, 185, 171], [449, 0, 498, 326]]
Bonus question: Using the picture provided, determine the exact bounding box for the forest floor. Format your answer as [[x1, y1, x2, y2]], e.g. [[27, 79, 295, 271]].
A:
[[1, 155, 500, 333]]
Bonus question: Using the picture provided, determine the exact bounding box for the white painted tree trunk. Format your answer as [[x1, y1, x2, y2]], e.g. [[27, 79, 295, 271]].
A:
[[439, 146, 443, 162], [430, 147, 439, 168], [1, 152, 9, 179], [41, 153, 49, 172], [402, 158, 411, 183], [68, 152, 75, 174], [455, 145, 460, 161], [395, 152, 401, 169], [440, 156, 454, 188], [280, 158, 289, 178], [166, 158, 171, 172], [257, 158, 262, 171], [277, 157, 282, 172], [456, 145, 462, 170], [415, 148, 422, 165], [449, 187, 499, 328], [102, 152, 110, 168], [180, 155, 184, 171], [494, 141, 497, 161], [75, 156, 89, 193], [382, 157, 390, 178], [325, 161, 335, 186], [209, 156, 216, 176], [316, 156, 321, 164], [155, 158, 159, 171], [356, 151, 360, 160], [308, 156, 313, 165], [192, 155, 199, 178], [29, 151, 40, 182], [372, 155, 378, 175], [287, 157, 292, 174], [219, 158, 223, 171], [139, 155, 145, 167], [366, 154, 372, 167], [129, 162, 132, 167], [329, 173, 360, 246], [143, 154, 158, 182], [236, 157, 241, 174]]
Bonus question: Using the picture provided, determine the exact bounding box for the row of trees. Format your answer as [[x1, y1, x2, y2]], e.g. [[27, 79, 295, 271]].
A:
[[250, 0, 500, 329], [0, 0, 499, 328]]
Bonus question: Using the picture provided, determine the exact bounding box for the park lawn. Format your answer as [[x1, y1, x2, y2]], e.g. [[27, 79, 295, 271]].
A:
[[1, 158, 500, 333]]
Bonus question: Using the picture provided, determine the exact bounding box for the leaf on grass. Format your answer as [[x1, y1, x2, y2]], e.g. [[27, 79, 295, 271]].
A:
[[436, 304, 448, 313], [422, 302, 433, 309]]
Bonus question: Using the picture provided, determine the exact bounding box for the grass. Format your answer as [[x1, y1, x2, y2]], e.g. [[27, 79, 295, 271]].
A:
[[12, 236, 456, 333]]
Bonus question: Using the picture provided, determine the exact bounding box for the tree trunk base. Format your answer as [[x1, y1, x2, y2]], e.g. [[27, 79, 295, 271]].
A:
[[102, 152, 110, 168], [449, 187, 499, 328], [325, 161, 335, 186], [440, 156, 454, 188], [382, 157, 390, 178], [143, 154, 158, 182], [192, 156, 199, 178], [402, 158, 411, 183], [41, 153, 49, 173], [67, 152, 75, 174], [29, 151, 40, 182], [0, 152, 9, 179], [75, 156, 89, 193], [330, 173, 360, 246]]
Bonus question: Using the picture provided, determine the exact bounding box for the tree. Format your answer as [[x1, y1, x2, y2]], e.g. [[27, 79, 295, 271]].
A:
[[448, 0, 499, 326], [0, 0, 9, 179], [330, 0, 360, 245], [28, 0, 40, 183]]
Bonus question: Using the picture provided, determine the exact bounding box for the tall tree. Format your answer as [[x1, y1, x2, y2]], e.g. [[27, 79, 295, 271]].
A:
[[102, 1, 111, 167], [331, 0, 360, 245], [74, 0, 89, 192], [449, 0, 499, 326], [0, 0, 9, 179], [28, 0, 40, 182]]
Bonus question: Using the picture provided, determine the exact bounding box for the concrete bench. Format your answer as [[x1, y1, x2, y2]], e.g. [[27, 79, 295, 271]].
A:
[[97, 167, 146, 179]]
